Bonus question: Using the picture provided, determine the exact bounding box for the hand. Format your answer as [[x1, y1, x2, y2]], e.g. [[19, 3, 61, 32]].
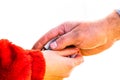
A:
[[42, 48, 83, 80], [32, 10, 120, 56]]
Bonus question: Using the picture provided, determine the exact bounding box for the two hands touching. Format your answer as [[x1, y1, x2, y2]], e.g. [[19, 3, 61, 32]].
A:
[[32, 10, 120, 79], [33, 10, 120, 56]]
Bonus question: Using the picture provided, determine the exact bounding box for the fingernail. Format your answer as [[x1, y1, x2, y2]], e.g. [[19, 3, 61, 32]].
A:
[[50, 42, 57, 49]]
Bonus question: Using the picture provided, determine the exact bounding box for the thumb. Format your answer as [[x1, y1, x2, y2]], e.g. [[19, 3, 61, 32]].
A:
[[50, 32, 78, 50]]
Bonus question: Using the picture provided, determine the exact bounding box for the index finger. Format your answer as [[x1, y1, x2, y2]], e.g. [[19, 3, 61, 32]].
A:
[[32, 22, 80, 50], [32, 27, 64, 50]]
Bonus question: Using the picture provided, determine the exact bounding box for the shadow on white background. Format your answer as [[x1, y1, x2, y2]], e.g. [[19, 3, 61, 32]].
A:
[[0, 0, 120, 80]]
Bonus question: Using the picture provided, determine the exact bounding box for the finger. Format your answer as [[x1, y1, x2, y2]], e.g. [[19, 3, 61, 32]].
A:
[[68, 53, 84, 67], [73, 53, 84, 66], [81, 41, 113, 56], [32, 27, 64, 50], [56, 48, 80, 56], [50, 30, 81, 50], [58, 48, 84, 66], [32, 22, 79, 50]]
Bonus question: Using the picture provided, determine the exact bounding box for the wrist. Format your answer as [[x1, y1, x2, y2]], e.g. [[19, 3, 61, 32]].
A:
[[105, 10, 120, 41]]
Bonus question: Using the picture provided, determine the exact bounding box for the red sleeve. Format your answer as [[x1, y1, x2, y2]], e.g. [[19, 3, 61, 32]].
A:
[[0, 39, 45, 80]]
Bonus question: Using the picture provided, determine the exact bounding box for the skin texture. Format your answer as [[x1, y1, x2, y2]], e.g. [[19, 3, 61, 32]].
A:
[[32, 10, 120, 56], [42, 48, 83, 80]]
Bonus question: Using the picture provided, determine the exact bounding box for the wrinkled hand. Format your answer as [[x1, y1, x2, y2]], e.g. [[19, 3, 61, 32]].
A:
[[32, 21, 113, 56], [33, 11, 120, 55], [42, 48, 83, 80]]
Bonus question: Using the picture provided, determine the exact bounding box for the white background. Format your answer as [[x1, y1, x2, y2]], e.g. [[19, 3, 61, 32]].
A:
[[0, 0, 120, 80]]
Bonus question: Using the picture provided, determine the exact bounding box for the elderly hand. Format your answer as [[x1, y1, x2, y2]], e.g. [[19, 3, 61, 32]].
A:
[[33, 10, 120, 56]]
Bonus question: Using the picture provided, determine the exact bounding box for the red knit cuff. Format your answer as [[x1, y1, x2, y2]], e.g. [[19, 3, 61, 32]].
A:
[[0, 39, 46, 80], [29, 50, 46, 80]]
